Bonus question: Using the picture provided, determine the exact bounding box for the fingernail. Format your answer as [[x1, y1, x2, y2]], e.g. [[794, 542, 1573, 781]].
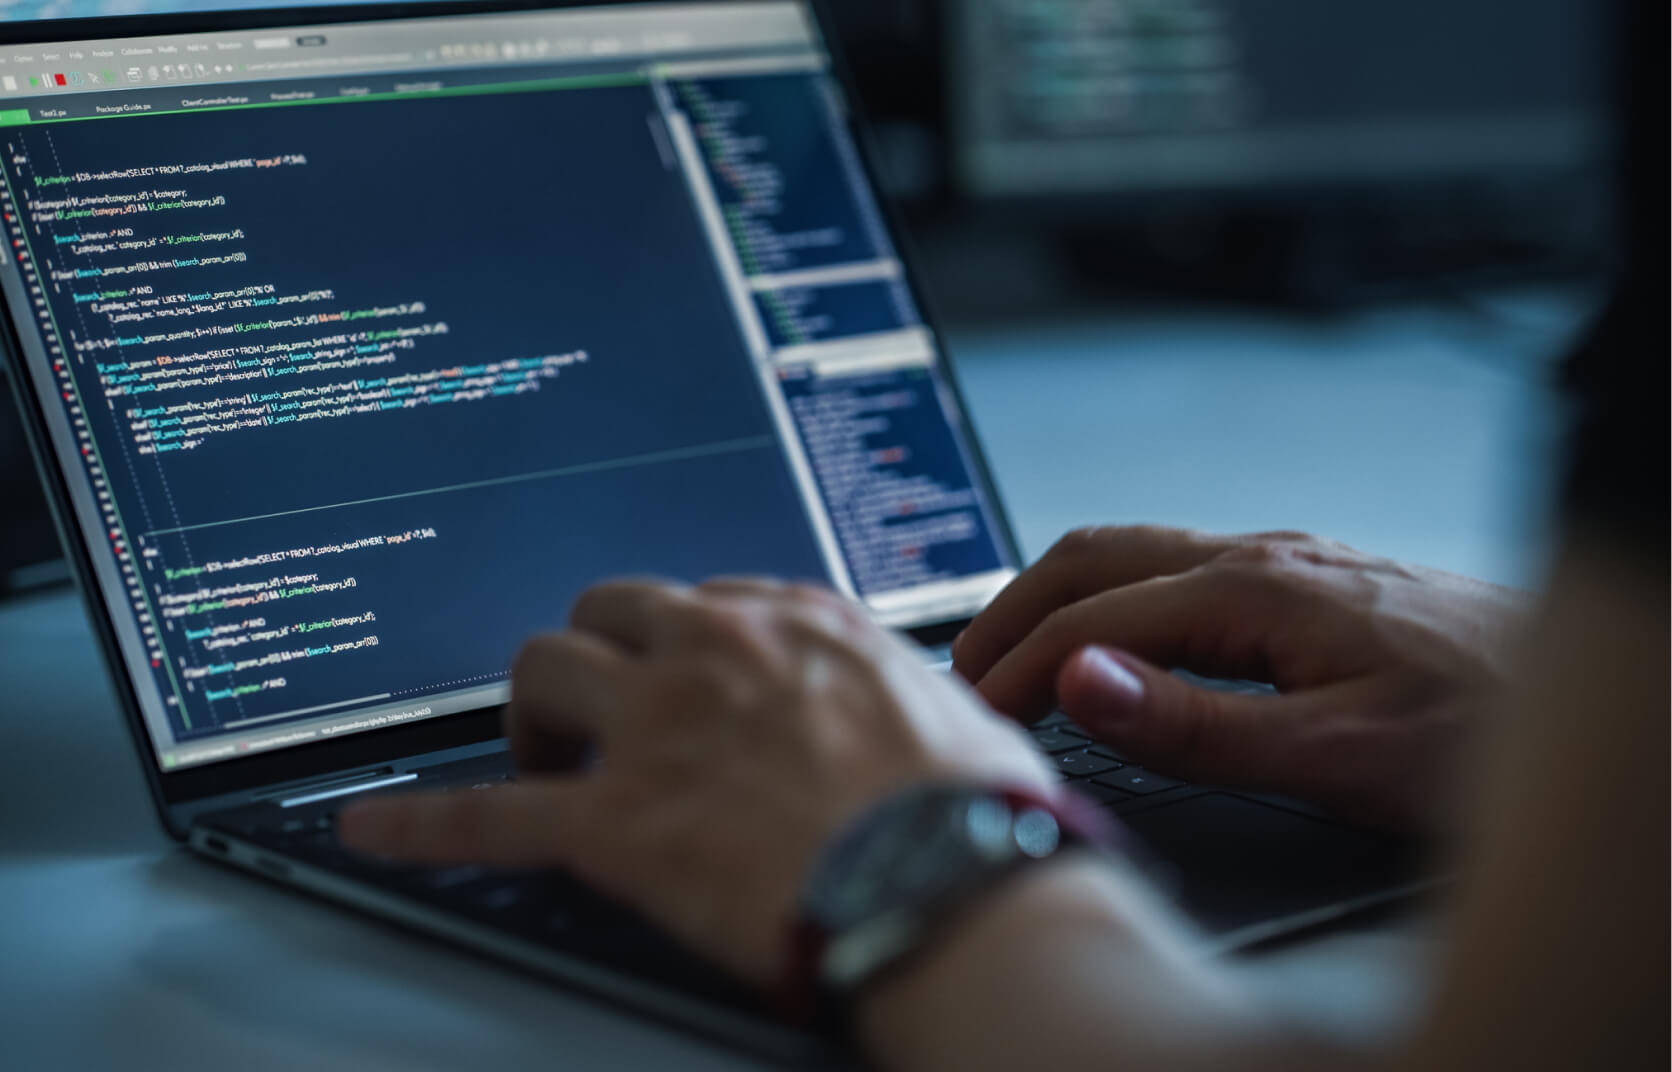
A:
[[1079, 647, 1145, 708]]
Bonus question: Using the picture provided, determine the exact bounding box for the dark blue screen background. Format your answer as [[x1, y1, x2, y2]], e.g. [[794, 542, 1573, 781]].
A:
[[7, 82, 831, 739]]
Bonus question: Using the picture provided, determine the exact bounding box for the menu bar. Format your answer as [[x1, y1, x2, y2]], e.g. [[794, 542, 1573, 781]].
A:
[[0, 2, 813, 97], [0, 51, 826, 126]]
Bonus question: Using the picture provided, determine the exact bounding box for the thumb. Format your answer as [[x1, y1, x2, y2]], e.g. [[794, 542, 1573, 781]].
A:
[[1055, 646, 1324, 790]]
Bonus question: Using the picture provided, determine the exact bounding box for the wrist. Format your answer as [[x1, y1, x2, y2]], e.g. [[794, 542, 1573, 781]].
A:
[[781, 782, 1118, 1032], [854, 853, 1127, 1064]]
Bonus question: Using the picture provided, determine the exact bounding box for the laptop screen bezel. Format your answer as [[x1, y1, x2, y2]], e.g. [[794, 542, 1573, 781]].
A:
[[0, 0, 1025, 815]]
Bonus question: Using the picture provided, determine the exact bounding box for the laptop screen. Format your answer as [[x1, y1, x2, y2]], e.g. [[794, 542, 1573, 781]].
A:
[[0, 1, 1018, 772]]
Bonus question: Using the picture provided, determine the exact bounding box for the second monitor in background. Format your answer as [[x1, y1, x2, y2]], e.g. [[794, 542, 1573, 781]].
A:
[[947, 0, 1611, 301]]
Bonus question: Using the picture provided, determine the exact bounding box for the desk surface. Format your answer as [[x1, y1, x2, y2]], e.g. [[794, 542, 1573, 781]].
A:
[[0, 300, 1570, 1069]]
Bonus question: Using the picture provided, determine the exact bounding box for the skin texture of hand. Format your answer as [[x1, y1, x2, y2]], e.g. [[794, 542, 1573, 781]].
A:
[[338, 578, 1053, 987], [952, 526, 1532, 832]]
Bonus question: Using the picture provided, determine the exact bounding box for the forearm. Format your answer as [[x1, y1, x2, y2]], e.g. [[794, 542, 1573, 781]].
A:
[[857, 855, 1345, 1072]]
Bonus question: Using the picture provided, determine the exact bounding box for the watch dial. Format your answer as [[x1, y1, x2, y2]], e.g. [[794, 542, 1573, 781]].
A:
[[810, 788, 1018, 928]]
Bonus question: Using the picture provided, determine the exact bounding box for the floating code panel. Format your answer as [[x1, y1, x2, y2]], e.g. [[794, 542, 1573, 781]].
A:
[[780, 364, 1004, 595]]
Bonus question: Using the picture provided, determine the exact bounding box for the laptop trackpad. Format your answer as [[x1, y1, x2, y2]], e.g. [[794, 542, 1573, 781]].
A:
[[1120, 793, 1424, 941]]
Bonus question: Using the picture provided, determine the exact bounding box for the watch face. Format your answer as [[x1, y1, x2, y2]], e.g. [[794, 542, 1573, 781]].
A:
[[806, 787, 1022, 931]]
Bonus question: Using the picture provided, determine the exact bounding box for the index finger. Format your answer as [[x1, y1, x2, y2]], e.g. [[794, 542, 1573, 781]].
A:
[[338, 780, 605, 869], [952, 526, 1241, 683]]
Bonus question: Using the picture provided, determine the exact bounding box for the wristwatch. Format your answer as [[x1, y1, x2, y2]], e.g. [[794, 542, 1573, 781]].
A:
[[783, 783, 1117, 1029]]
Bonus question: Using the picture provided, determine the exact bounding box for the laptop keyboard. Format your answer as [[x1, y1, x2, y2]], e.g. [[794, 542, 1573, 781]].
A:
[[1031, 671, 1276, 811], [1029, 711, 1189, 811], [208, 730, 1169, 1019], [201, 676, 1274, 1017], [205, 755, 769, 1014]]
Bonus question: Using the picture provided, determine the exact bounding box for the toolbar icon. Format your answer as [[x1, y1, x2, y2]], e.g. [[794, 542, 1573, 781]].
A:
[[1, 76, 15, 93], [127, 67, 142, 83]]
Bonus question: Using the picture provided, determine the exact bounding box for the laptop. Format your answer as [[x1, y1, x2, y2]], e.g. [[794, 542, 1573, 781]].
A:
[[0, 1, 1426, 1060]]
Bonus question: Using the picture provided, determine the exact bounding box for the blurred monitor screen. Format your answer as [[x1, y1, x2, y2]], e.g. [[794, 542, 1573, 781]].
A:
[[951, 0, 1608, 197]]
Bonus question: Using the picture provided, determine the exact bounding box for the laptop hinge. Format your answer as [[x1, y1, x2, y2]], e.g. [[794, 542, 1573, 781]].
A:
[[254, 767, 419, 809]]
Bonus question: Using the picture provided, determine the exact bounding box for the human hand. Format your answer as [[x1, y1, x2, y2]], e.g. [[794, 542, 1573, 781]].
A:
[[952, 526, 1531, 831], [339, 578, 1053, 986]]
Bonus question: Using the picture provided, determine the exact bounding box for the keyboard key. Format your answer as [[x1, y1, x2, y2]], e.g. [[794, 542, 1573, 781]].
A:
[[1030, 728, 1094, 755], [1093, 768, 1182, 796], [1079, 781, 1134, 807], [1055, 751, 1122, 779]]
